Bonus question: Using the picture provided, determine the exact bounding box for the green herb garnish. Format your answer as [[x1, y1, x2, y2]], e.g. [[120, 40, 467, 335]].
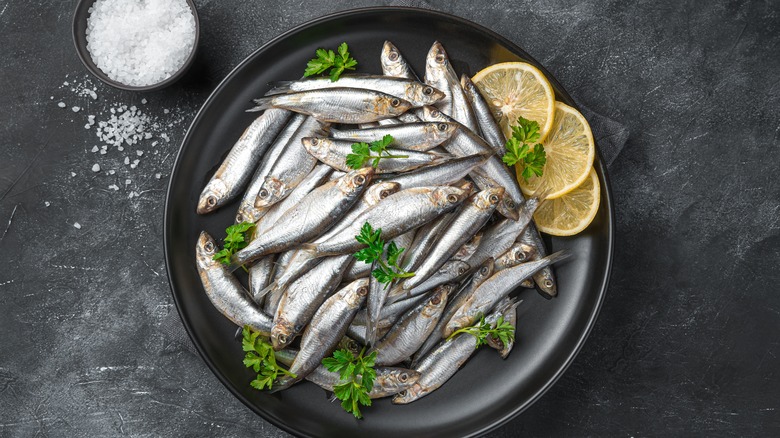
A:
[[353, 222, 415, 288], [304, 42, 358, 82], [501, 116, 547, 181], [213, 221, 255, 268], [448, 314, 515, 349], [242, 325, 296, 390], [322, 347, 377, 419], [345, 134, 408, 170]]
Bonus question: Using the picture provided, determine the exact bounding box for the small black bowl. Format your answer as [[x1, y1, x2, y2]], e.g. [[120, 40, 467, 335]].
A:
[[72, 0, 200, 92]]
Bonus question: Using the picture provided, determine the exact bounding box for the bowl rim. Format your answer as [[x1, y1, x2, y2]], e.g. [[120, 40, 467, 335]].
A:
[[164, 6, 615, 437], [71, 0, 201, 92]]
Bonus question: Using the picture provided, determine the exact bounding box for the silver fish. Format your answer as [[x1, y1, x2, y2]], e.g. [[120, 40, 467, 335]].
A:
[[303, 137, 451, 174], [195, 232, 272, 334], [277, 279, 369, 387], [248, 256, 276, 305], [271, 254, 353, 350], [381, 41, 420, 81], [235, 114, 306, 223], [231, 168, 374, 268], [275, 349, 421, 399], [383, 153, 489, 190], [424, 41, 454, 115], [266, 74, 445, 107], [400, 188, 503, 291], [418, 105, 522, 220], [331, 122, 458, 152], [461, 74, 506, 156], [303, 186, 470, 257], [402, 211, 456, 273], [388, 260, 469, 304], [412, 258, 495, 365], [250, 88, 413, 124], [253, 117, 330, 210], [343, 258, 371, 282], [372, 285, 451, 366], [495, 242, 537, 270], [254, 163, 333, 235], [269, 181, 401, 294], [197, 109, 292, 215], [364, 260, 385, 347], [444, 251, 570, 337], [263, 250, 297, 315], [519, 225, 558, 297], [485, 297, 520, 358], [352, 293, 429, 329]]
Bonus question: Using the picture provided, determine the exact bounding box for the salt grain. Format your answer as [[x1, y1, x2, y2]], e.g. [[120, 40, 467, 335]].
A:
[[58, 102, 66, 108], [141, 98, 147, 104], [92, 163, 101, 172], [44, 201, 51, 207], [72, 106, 81, 112], [91, 146, 99, 152], [73, 222, 82, 229], [85, 0, 196, 87]]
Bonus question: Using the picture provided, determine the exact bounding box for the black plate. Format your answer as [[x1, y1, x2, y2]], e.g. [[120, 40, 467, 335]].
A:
[[164, 7, 613, 438]]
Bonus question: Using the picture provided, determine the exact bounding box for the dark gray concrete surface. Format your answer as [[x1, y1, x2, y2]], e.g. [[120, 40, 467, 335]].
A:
[[1, 0, 778, 436]]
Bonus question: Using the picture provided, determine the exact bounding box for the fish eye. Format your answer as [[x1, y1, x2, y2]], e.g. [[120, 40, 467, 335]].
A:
[[204, 241, 215, 253], [437, 123, 448, 131], [353, 175, 366, 185], [399, 373, 408, 382], [277, 334, 288, 344], [430, 109, 441, 118], [390, 98, 401, 107], [505, 199, 516, 209], [380, 189, 392, 199], [446, 194, 459, 203], [489, 194, 500, 204], [435, 54, 445, 63], [206, 195, 217, 206], [458, 266, 467, 274], [479, 266, 489, 276], [423, 86, 434, 95], [431, 294, 441, 305], [388, 51, 399, 61], [544, 279, 554, 288], [235, 213, 243, 223], [515, 250, 526, 261], [398, 390, 407, 397], [259, 189, 269, 198], [357, 286, 368, 296]]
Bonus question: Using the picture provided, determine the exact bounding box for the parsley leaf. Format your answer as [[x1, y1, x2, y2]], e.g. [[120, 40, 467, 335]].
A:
[[304, 42, 358, 82], [345, 135, 408, 170], [242, 325, 296, 390], [501, 116, 547, 182], [448, 315, 516, 349], [322, 347, 377, 419], [353, 222, 415, 289], [212, 222, 256, 269]]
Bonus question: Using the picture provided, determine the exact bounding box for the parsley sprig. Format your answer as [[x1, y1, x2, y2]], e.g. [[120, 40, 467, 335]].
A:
[[322, 347, 377, 419], [501, 116, 547, 181], [353, 222, 415, 288], [345, 134, 408, 170], [448, 314, 516, 349], [213, 222, 255, 270], [304, 42, 358, 82], [242, 326, 296, 390]]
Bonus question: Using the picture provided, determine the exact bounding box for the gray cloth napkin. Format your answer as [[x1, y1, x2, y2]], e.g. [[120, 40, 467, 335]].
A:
[[161, 5, 630, 355]]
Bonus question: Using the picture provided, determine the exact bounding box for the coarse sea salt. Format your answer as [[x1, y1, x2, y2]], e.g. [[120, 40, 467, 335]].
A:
[[85, 0, 196, 87]]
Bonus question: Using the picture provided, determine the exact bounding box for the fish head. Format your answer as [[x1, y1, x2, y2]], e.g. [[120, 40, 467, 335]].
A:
[[495, 194, 521, 221], [426, 121, 458, 143], [536, 269, 557, 297], [337, 336, 362, 355], [474, 258, 495, 283], [425, 41, 450, 81], [444, 261, 470, 278], [195, 231, 220, 270], [339, 167, 375, 196], [235, 204, 264, 225], [432, 185, 470, 210], [453, 231, 482, 260], [503, 243, 535, 266], [422, 284, 450, 317], [344, 278, 370, 307], [301, 136, 331, 160], [253, 177, 286, 209], [474, 186, 505, 211], [377, 95, 413, 117], [391, 383, 425, 405], [271, 320, 296, 351], [364, 181, 401, 206], [407, 83, 446, 106], [376, 367, 422, 393], [418, 104, 450, 123], [197, 178, 229, 214], [380, 41, 406, 76]]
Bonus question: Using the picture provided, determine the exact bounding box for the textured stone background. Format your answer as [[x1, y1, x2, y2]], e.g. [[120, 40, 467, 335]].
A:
[[1, 0, 779, 436]]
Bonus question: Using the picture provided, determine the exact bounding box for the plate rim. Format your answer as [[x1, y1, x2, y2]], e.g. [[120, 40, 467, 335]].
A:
[[164, 6, 614, 437]]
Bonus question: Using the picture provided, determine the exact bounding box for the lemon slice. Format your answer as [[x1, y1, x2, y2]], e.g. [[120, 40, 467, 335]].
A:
[[471, 62, 555, 142], [533, 167, 600, 236], [517, 102, 595, 199]]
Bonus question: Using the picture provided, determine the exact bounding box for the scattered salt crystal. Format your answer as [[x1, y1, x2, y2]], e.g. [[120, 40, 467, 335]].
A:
[[50, 96, 54, 100], [92, 163, 101, 172], [141, 98, 147, 104], [72, 106, 80, 112], [161, 133, 169, 142], [163, 109, 169, 114], [91, 146, 99, 152], [71, 172, 76, 177], [151, 141, 158, 146], [73, 222, 82, 229], [125, 179, 131, 185], [44, 201, 51, 207], [99, 149, 107, 155], [109, 170, 115, 175], [124, 157, 130, 165], [58, 102, 66, 108], [108, 184, 119, 191], [84, 124, 91, 129], [118, 146, 124, 151], [64, 81, 69, 86], [155, 173, 161, 179], [136, 150, 143, 156]]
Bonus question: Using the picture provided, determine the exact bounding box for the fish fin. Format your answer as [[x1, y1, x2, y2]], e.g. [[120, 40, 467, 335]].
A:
[[267, 375, 297, 394], [247, 96, 274, 113], [255, 281, 278, 300], [313, 121, 331, 136], [327, 392, 338, 402], [265, 81, 294, 95], [543, 250, 572, 265], [530, 186, 554, 202]]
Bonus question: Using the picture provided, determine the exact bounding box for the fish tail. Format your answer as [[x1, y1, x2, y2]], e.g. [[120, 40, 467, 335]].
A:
[[247, 96, 274, 113], [255, 281, 278, 300], [543, 250, 572, 266], [265, 81, 294, 95]]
